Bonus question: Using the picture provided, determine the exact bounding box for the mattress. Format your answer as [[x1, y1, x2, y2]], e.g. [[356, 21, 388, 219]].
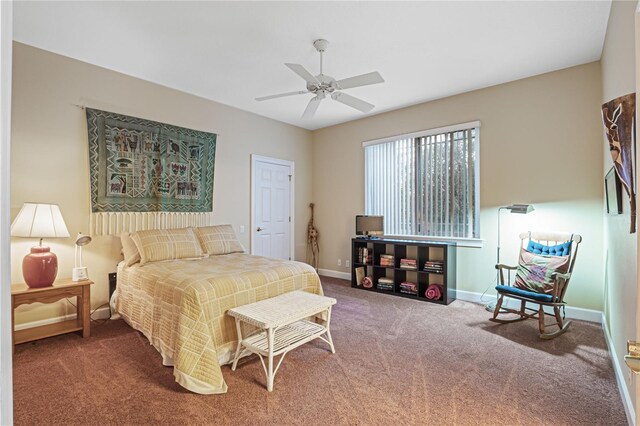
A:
[[115, 253, 322, 394]]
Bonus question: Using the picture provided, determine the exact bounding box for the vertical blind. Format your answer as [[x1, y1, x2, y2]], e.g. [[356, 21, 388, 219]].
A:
[[364, 124, 479, 239]]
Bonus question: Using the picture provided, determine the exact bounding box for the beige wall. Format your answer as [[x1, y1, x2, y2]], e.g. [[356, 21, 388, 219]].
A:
[[10, 43, 313, 324], [313, 62, 604, 310], [601, 0, 638, 416]]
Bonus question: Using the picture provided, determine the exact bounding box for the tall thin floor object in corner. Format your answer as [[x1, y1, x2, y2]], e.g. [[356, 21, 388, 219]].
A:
[[486, 204, 535, 312]]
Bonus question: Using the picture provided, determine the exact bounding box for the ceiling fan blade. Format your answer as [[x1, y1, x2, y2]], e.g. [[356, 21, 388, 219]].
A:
[[336, 71, 384, 90], [302, 96, 323, 119], [331, 92, 374, 113], [285, 63, 320, 86], [255, 90, 308, 101]]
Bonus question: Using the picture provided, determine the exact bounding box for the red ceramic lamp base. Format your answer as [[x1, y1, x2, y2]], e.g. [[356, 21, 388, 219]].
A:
[[23, 246, 58, 288]]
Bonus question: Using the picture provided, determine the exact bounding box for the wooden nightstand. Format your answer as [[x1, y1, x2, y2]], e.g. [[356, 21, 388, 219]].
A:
[[11, 278, 93, 351]]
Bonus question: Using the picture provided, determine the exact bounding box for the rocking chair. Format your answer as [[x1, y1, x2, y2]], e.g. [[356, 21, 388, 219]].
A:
[[490, 231, 582, 339]]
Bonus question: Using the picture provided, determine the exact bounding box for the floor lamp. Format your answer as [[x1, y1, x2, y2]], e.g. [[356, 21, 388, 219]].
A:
[[485, 203, 535, 312]]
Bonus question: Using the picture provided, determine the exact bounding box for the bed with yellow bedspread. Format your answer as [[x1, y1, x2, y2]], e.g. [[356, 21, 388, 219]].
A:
[[115, 253, 322, 394]]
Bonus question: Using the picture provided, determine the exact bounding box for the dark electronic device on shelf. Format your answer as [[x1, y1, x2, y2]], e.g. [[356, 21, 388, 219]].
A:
[[355, 215, 384, 239]]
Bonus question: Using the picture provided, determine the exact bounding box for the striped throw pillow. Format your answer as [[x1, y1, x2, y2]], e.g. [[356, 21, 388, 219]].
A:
[[132, 227, 204, 265], [195, 225, 245, 256]]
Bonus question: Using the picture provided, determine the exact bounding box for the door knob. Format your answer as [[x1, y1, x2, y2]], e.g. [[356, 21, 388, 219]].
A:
[[625, 340, 640, 375], [257, 227, 263, 232]]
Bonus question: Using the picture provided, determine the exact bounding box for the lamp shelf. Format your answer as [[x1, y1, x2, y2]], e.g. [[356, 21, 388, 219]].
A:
[[14, 319, 83, 345], [11, 278, 93, 352]]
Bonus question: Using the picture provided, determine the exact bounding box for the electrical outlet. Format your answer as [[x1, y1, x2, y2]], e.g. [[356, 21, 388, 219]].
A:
[[239, 225, 245, 234], [345, 260, 350, 268], [337, 259, 342, 266]]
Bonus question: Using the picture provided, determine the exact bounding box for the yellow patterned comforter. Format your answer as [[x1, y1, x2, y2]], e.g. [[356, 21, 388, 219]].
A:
[[115, 253, 322, 394]]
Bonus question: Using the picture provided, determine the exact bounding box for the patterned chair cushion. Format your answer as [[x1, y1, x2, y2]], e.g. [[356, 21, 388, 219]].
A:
[[513, 248, 570, 294], [194, 225, 245, 256], [132, 227, 205, 265]]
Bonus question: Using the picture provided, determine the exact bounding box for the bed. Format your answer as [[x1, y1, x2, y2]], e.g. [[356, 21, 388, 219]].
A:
[[113, 225, 323, 394]]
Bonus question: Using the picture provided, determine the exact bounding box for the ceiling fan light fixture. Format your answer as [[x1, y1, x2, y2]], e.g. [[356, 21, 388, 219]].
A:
[[313, 39, 329, 53]]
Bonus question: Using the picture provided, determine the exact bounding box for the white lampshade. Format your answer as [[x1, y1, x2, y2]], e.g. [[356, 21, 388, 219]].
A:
[[11, 203, 70, 238]]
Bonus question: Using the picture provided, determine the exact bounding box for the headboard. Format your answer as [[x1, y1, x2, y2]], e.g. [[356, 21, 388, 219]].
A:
[[90, 211, 215, 236]]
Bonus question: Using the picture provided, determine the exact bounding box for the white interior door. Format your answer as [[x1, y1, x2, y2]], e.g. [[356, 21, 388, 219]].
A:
[[251, 155, 293, 260]]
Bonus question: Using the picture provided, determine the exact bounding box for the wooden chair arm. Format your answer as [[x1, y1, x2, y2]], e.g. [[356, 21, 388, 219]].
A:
[[551, 272, 571, 282], [550, 272, 572, 301], [495, 264, 518, 286], [495, 264, 517, 271]]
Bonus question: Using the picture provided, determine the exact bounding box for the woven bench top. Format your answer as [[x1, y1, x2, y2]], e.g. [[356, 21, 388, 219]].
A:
[[228, 290, 336, 329]]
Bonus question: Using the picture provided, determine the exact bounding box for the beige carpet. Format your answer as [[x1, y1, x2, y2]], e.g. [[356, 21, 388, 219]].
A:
[[13, 277, 627, 425]]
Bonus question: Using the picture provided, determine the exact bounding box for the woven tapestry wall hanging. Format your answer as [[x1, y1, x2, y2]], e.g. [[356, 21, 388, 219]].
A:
[[86, 108, 216, 235], [602, 93, 636, 233]]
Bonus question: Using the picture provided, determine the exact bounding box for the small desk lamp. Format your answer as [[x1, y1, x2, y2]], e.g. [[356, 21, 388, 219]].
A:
[[11, 203, 70, 288], [72, 233, 92, 281]]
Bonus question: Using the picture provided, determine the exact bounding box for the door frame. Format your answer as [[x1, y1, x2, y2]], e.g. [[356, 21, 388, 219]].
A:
[[250, 154, 295, 260], [636, 5, 640, 425], [0, 1, 13, 424]]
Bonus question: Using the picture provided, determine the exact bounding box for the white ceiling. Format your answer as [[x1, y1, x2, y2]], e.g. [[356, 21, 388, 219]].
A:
[[14, 1, 611, 131]]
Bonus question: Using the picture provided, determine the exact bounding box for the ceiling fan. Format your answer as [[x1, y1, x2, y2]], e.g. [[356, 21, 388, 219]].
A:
[[256, 39, 385, 119]]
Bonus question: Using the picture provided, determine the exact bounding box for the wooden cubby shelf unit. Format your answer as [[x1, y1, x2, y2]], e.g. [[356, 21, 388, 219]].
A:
[[351, 237, 457, 305]]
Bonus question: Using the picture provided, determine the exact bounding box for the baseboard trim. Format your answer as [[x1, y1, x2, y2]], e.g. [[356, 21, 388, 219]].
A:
[[601, 313, 636, 426], [319, 273, 603, 323], [437, 289, 603, 323], [318, 268, 350, 280], [14, 306, 111, 331]]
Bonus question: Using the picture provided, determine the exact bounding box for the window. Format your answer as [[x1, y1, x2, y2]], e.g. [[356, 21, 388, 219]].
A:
[[364, 121, 480, 240]]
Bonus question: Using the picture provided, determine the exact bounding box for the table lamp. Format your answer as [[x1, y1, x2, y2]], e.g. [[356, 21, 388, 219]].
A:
[[72, 232, 92, 281], [11, 203, 70, 288]]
